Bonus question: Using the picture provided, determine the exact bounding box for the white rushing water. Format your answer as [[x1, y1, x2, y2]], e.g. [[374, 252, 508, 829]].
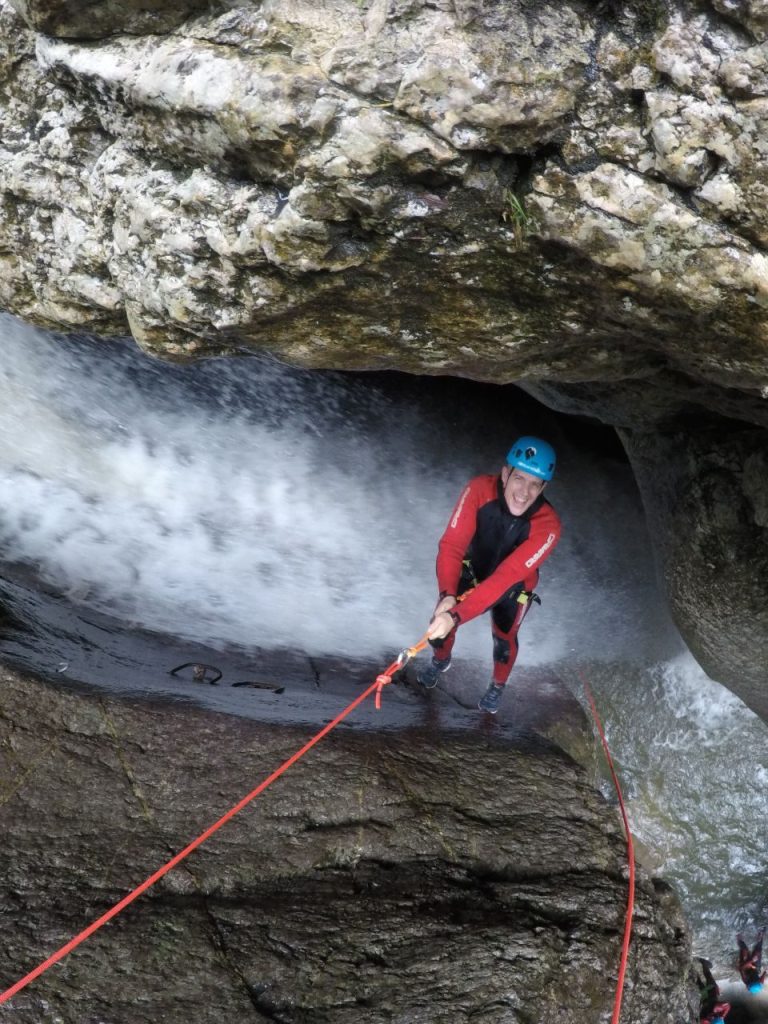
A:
[[584, 653, 768, 970], [0, 312, 668, 665], [0, 312, 766, 970]]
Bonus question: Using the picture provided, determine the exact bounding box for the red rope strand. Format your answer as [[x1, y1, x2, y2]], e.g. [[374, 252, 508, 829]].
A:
[[0, 673, 389, 1005], [578, 668, 636, 1024], [1, 642, 633, 1022]]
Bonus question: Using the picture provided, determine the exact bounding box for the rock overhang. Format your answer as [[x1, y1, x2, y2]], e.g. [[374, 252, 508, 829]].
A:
[[0, 0, 767, 715]]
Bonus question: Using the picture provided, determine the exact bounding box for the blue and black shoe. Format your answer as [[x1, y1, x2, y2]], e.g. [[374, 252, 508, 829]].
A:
[[417, 656, 451, 689], [478, 682, 505, 714]]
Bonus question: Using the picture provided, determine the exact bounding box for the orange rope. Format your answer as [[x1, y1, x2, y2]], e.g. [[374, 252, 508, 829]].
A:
[[0, 637, 429, 1006], [374, 634, 429, 708], [0, 640, 634, 1019], [376, 592, 467, 707], [577, 668, 636, 1024]]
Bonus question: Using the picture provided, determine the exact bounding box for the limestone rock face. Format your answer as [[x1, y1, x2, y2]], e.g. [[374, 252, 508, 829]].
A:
[[711, 0, 768, 41], [6, 0, 209, 39], [0, 1, 767, 708], [0, 666, 695, 1023], [621, 425, 768, 721]]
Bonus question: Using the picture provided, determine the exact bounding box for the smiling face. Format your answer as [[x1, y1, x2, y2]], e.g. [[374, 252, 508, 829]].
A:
[[501, 465, 545, 516]]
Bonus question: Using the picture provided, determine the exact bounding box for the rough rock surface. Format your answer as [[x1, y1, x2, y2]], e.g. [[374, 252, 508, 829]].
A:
[[620, 424, 768, 720], [0, 2, 766, 705], [0, 664, 695, 1023], [6, 0, 209, 39]]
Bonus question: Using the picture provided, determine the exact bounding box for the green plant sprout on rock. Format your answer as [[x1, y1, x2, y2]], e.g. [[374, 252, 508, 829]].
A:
[[502, 189, 530, 249]]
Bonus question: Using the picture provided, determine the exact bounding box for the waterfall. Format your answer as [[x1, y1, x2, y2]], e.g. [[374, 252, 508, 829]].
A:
[[0, 311, 766, 971]]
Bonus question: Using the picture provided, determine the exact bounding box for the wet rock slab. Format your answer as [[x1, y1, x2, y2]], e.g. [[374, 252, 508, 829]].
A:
[[0, 656, 694, 1023]]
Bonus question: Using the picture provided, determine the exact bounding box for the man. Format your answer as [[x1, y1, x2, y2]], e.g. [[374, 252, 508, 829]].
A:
[[737, 928, 766, 993], [697, 957, 731, 1023], [418, 436, 561, 713]]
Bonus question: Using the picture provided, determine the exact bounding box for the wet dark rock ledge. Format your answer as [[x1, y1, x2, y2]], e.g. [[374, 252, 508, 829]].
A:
[[0, 665, 694, 1023]]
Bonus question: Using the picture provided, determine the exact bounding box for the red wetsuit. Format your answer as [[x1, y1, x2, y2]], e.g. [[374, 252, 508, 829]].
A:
[[716, 1007, 731, 1020], [698, 957, 731, 1022], [431, 473, 561, 684], [738, 930, 766, 988], [701, 1005, 731, 1023]]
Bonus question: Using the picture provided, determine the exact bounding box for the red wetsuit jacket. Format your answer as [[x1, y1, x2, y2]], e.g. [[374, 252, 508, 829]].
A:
[[436, 473, 561, 626], [701, 1005, 731, 1023]]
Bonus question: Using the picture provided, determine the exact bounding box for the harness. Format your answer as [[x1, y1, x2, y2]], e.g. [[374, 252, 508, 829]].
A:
[[461, 557, 541, 611]]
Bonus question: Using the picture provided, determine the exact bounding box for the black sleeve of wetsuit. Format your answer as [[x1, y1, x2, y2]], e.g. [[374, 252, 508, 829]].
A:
[[700, 962, 718, 995]]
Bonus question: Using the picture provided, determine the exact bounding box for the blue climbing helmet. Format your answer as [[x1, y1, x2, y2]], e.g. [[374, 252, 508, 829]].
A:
[[749, 981, 764, 993], [506, 436, 556, 482]]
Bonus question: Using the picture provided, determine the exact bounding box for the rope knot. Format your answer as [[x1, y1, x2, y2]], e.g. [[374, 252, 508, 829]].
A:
[[374, 673, 392, 709]]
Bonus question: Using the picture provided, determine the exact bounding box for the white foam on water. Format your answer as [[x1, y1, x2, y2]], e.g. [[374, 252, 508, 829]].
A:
[[0, 318, 439, 655], [0, 313, 667, 667], [583, 650, 768, 970]]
